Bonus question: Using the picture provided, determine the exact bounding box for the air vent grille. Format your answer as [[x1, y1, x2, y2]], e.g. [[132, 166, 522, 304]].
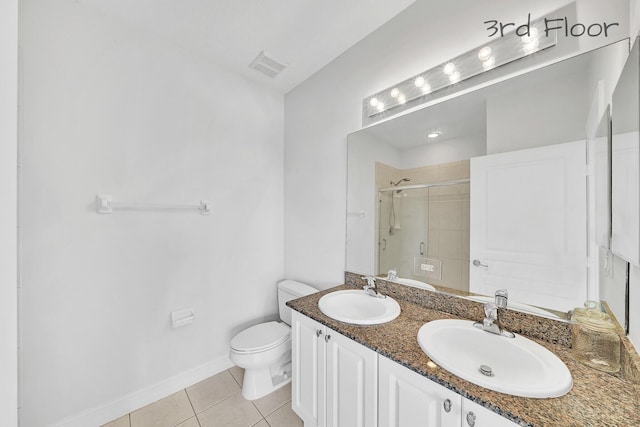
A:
[[249, 51, 287, 78]]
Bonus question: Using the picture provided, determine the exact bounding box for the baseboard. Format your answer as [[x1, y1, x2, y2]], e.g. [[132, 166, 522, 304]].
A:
[[49, 355, 234, 427]]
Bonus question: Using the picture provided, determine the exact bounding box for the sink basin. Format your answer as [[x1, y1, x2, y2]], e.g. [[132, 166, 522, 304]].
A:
[[318, 290, 401, 325], [417, 319, 572, 398], [395, 277, 436, 291]]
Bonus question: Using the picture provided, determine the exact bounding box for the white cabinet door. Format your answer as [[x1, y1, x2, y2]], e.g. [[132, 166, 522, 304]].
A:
[[325, 330, 378, 427], [291, 311, 325, 427], [462, 398, 519, 427], [379, 355, 461, 427], [292, 311, 378, 427], [470, 141, 587, 312]]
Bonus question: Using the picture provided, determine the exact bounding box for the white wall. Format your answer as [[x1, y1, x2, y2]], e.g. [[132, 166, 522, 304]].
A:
[[284, 0, 630, 288], [0, 0, 18, 425], [20, 1, 284, 426]]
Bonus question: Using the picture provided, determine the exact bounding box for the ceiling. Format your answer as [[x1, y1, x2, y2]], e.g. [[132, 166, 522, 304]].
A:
[[79, 0, 416, 93]]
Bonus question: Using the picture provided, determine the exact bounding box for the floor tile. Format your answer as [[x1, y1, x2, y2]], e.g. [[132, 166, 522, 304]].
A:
[[176, 417, 201, 427], [101, 414, 130, 427], [265, 403, 303, 427], [252, 382, 291, 417], [130, 390, 195, 427], [251, 421, 269, 427], [228, 366, 245, 387], [186, 370, 241, 414], [197, 393, 263, 427]]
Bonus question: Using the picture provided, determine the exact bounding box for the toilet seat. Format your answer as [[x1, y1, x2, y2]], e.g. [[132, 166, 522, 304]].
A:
[[231, 321, 290, 354]]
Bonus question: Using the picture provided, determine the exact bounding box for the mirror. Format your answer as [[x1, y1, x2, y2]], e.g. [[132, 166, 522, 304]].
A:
[[347, 39, 631, 320], [608, 37, 640, 331]]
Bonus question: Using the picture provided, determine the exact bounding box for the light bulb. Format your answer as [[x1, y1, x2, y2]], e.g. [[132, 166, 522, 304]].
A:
[[421, 82, 432, 93], [523, 39, 539, 53], [427, 132, 440, 139], [390, 88, 400, 98], [482, 56, 496, 70], [369, 97, 379, 107], [521, 27, 539, 44], [376, 102, 385, 112], [443, 62, 456, 76], [414, 76, 425, 88], [398, 93, 406, 104], [478, 46, 492, 62], [449, 71, 461, 83]]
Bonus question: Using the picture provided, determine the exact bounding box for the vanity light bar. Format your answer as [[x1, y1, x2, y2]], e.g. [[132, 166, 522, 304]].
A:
[[364, 17, 556, 117]]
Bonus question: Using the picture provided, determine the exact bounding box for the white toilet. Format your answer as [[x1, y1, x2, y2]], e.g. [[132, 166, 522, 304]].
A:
[[229, 279, 317, 400]]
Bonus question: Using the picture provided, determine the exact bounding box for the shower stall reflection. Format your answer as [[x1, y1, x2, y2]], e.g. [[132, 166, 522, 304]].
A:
[[377, 180, 470, 291]]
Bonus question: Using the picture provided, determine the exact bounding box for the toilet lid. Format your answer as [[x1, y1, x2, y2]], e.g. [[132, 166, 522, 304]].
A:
[[231, 321, 291, 353]]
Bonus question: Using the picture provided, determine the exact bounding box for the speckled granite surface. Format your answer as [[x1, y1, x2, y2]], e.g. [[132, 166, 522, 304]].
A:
[[288, 283, 640, 427]]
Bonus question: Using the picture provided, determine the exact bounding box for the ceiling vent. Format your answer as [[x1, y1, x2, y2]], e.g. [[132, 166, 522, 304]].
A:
[[249, 51, 287, 78]]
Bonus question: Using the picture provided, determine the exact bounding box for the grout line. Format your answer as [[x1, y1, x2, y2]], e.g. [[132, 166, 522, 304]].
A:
[[182, 388, 201, 427]]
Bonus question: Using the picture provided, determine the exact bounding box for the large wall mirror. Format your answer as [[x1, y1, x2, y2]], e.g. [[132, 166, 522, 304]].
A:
[[347, 39, 634, 322]]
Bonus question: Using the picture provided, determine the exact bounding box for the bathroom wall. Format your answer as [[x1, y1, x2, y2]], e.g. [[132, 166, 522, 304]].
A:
[[20, 1, 284, 426], [0, 0, 18, 425], [284, 0, 630, 288]]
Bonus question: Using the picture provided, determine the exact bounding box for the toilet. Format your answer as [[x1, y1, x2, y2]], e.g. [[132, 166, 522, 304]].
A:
[[229, 279, 318, 400]]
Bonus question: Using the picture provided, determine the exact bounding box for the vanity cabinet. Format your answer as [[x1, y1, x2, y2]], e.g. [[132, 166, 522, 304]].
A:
[[379, 356, 517, 427], [462, 398, 519, 427], [291, 311, 378, 427], [292, 311, 518, 427], [379, 355, 461, 427]]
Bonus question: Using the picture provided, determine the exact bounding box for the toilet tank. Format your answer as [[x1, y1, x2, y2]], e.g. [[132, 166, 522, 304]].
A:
[[277, 280, 318, 325]]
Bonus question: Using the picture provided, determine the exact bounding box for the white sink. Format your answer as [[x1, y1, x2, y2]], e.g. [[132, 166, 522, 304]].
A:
[[318, 290, 401, 325], [394, 277, 436, 291], [417, 319, 572, 398]]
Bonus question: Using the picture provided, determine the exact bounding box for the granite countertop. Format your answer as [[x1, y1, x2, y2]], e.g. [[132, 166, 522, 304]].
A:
[[288, 284, 640, 427]]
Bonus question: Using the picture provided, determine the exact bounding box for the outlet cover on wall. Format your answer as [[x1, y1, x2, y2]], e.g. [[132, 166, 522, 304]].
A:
[[413, 257, 442, 280]]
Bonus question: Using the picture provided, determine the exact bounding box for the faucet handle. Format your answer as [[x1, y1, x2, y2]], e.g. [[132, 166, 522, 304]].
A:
[[386, 269, 397, 280], [494, 289, 508, 308], [361, 276, 377, 287], [484, 302, 498, 320]]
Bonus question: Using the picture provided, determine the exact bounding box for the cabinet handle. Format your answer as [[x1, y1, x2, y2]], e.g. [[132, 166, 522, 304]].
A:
[[466, 411, 476, 426], [316, 329, 323, 337], [324, 334, 331, 342], [443, 399, 452, 413]]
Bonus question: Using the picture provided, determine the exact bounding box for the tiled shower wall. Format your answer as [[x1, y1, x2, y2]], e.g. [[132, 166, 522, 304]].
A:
[[376, 160, 470, 291]]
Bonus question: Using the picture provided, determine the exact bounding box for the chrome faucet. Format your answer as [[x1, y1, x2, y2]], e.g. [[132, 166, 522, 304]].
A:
[[473, 289, 514, 338], [361, 276, 386, 298], [386, 269, 397, 281]]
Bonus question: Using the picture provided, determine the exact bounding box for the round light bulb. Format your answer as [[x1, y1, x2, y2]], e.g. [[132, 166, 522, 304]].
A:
[[414, 76, 425, 88], [443, 62, 456, 76], [521, 27, 539, 44], [449, 71, 461, 83], [482, 56, 496, 70], [376, 102, 385, 112], [390, 88, 400, 98], [421, 82, 432, 93], [478, 46, 492, 62], [523, 39, 539, 53], [398, 93, 406, 104], [369, 97, 379, 107], [427, 132, 440, 139]]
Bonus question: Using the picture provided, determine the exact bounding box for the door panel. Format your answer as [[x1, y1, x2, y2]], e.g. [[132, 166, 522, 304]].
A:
[[470, 141, 587, 311]]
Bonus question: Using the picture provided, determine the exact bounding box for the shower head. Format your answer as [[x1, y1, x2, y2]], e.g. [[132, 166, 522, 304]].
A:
[[391, 178, 411, 186], [391, 178, 411, 193]]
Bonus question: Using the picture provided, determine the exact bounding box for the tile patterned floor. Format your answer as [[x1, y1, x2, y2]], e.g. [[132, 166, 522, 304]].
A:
[[101, 367, 303, 427]]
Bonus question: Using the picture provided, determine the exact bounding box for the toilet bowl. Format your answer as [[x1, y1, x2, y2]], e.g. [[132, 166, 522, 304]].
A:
[[229, 280, 317, 400]]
